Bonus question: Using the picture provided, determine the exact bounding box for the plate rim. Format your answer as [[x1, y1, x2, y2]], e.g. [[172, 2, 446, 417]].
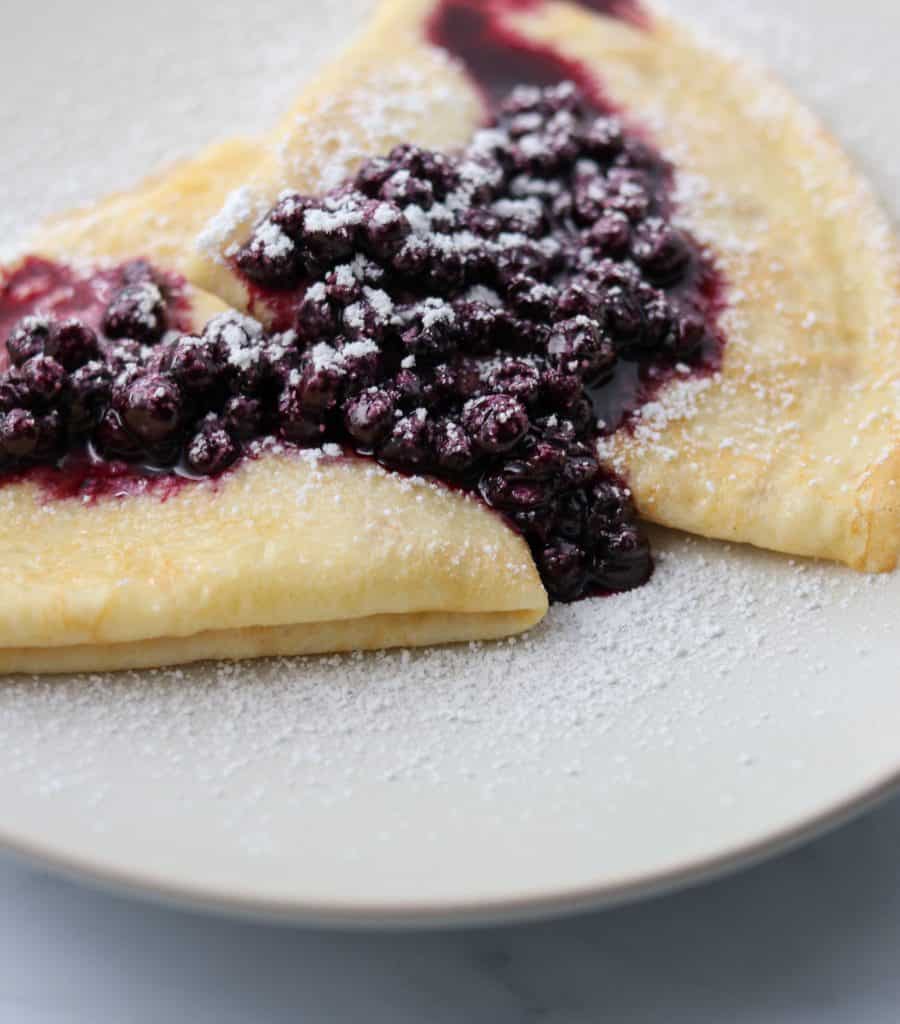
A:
[[4, 758, 899, 928]]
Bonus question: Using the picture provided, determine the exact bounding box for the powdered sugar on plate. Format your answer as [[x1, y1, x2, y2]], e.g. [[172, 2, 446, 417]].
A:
[[0, 0, 898, 916]]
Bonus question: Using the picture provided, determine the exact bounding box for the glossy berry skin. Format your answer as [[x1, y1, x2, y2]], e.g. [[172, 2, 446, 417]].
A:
[[118, 373, 183, 445], [102, 280, 167, 345], [20, 355, 67, 409], [168, 336, 221, 395], [92, 408, 144, 461], [593, 525, 653, 593], [0, 408, 41, 459], [185, 417, 240, 477], [378, 410, 432, 468], [68, 361, 113, 434], [6, 317, 52, 366], [546, 318, 615, 381], [432, 417, 475, 474], [236, 221, 301, 287], [223, 395, 264, 442], [343, 387, 395, 448], [537, 540, 589, 601], [50, 320, 100, 370], [277, 378, 325, 444], [462, 395, 530, 454], [632, 219, 691, 285]]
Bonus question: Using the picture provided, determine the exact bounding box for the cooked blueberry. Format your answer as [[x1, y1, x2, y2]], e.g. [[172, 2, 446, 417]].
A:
[[355, 156, 395, 197], [587, 211, 631, 255], [68, 361, 113, 434], [452, 301, 501, 355], [392, 237, 431, 281], [555, 490, 588, 542], [598, 287, 646, 351], [168, 335, 220, 394], [462, 395, 529, 454], [20, 355, 67, 409], [639, 286, 678, 351], [562, 442, 600, 488], [432, 359, 480, 402], [342, 294, 393, 342], [511, 505, 557, 545], [491, 197, 546, 237], [92, 408, 143, 461], [0, 408, 40, 459], [387, 144, 458, 197], [604, 168, 652, 222], [338, 338, 381, 392], [540, 368, 584, 411], [520, 437, 568, 480], [361, 199, 411, 259], [537, 540, 588, 601], [277, 379, 325, 444], [118, 373, 183, 445], [480, 470, 555, 512], [297, 283, 339, 340], [593, 525, 653, 592], [584, 116, 624, 161], [546, 317, 615, 380], [236, 218, 301, 287], [586, 478, 636, 535], [392, 368, 429, 409], [185, 417, 240, 476], [6, 316, 52, 366], [632, 218, 691, 284], [102, 280, 167, 344], [295, 348, 347, 415], [402, 300, 459, 360], [432, 417, 475, 474], [343, 386, 395, 447], [222, 395, 264, 441], [0, 372, 29, 413], [572, 172, 608, 225], [488, 359, 541, 404], [422, 245, 467, 295], [499, 85, 546, 120], [505, 275, 558, 320], [204, 313, 266, 393], [494, 241, 550, 287], [378, 409, 431, 468], [302, 202, 359, 267], [464, 208, 503, 237], [556, 281, 600, 321], [103, 338, 144, 373], [381, 171, 434, 210], [269, 192, 312, 239], [49, 319, 99, 370]]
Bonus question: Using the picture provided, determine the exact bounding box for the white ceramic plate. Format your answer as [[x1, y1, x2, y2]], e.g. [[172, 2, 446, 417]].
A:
[[1, 0, 898, 927]]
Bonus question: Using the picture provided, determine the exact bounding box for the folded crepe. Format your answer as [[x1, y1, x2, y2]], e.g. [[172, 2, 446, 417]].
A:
[[5, 0, 897, 673]]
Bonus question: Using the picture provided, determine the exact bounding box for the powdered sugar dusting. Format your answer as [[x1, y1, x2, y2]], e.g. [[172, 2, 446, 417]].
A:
[[1, 0, 899, 912], [0, 531, 895, 889]]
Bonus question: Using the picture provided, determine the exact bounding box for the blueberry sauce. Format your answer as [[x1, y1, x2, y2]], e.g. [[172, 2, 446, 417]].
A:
[[0, 257, 201, 501], [0, 1, 726, 601], [426, 0, 649, 108], [0, 257, 192, 363]]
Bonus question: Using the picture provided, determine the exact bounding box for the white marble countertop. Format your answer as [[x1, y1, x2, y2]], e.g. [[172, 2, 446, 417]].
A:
[[3, 794, 899, 1023]]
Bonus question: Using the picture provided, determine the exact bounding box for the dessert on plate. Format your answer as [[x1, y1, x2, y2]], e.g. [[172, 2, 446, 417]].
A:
[[1, 0, 897, 673]]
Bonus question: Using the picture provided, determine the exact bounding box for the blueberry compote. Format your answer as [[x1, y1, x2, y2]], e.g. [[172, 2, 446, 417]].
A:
[[1, 80, 722, 602], [227, 78, 723, 598]]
